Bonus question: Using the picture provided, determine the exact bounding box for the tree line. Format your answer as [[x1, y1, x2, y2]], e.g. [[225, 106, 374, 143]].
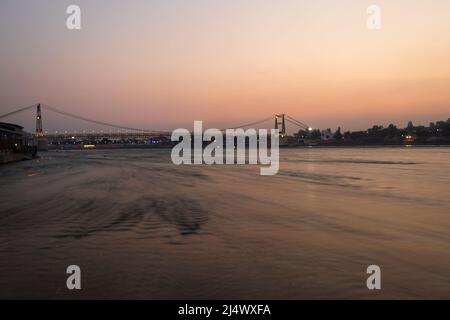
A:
[[296, 118, 450, 145]]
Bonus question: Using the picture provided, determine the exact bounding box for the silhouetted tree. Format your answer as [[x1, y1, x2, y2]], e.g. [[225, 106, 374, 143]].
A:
[[295, 129, 308, 139], [407, 121, 415, 134], [386, 124, 399, 138], [333, 127, 343, 140], [309, 129, 322, 140], [343, 131, 352, 141]]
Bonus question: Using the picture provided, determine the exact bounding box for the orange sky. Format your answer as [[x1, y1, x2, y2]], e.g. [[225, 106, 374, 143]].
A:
[[1, 0, 449, 131]]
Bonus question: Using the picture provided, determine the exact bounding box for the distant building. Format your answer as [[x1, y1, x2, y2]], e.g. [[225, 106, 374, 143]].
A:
[[321, 129, 334, 141], [0, 122, 36, 163], [0, 122, 28, 149]]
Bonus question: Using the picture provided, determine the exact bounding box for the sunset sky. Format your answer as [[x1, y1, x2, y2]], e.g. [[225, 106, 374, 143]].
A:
[[1, 0, 450, 132]]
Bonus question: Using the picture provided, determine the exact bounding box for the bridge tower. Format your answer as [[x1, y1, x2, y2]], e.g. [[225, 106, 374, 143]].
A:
[[35, 104, 48, 151], [275, 114, 286, 137], [36, 104, 43, 136]]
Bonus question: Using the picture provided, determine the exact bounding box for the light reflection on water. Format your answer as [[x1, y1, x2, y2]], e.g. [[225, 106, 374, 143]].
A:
[[1, 147, 450, 299]]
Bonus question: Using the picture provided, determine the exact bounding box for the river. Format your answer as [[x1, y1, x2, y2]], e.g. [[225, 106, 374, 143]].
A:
[[1, 147, 450, 299]]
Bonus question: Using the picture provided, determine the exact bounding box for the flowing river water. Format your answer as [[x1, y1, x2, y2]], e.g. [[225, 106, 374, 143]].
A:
[[1, 147, 450, 299]]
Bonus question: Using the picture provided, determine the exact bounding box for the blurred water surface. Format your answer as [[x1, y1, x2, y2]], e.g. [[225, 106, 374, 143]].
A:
[[1, 147, 450, 299]]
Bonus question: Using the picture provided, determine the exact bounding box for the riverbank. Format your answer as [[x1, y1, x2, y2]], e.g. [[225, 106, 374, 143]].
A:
[[0, 147, 37, 164], [46, 143, 450, 151]]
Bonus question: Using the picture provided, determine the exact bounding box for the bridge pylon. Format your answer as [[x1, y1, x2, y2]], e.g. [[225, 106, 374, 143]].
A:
[[275, 114, 286, 137], [34, 104, 48, 151], [35, 104, 44, 136]]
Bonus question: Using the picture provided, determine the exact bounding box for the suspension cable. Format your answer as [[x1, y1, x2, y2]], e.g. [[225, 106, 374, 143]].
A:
[[41, 104, 167, 133], [285, 118, 309, 130], [0, 104, 37, 120], [220, 116, 274, 131], [1, 103, 313, 135], [285, 114, 310, 129]]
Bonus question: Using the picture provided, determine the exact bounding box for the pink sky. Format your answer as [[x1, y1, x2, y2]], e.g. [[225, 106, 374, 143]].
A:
[[1, 0, 449, 132]]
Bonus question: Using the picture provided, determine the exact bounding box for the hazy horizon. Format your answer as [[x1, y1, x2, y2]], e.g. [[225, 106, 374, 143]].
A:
[[1, 0, 449, 132]]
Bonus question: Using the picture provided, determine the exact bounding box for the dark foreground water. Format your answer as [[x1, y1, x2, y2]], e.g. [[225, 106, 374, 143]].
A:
[[1, 147, 450, 299]]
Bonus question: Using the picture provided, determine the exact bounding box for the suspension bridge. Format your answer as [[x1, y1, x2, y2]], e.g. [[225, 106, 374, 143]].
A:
[[0, 103, 311, 148]]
